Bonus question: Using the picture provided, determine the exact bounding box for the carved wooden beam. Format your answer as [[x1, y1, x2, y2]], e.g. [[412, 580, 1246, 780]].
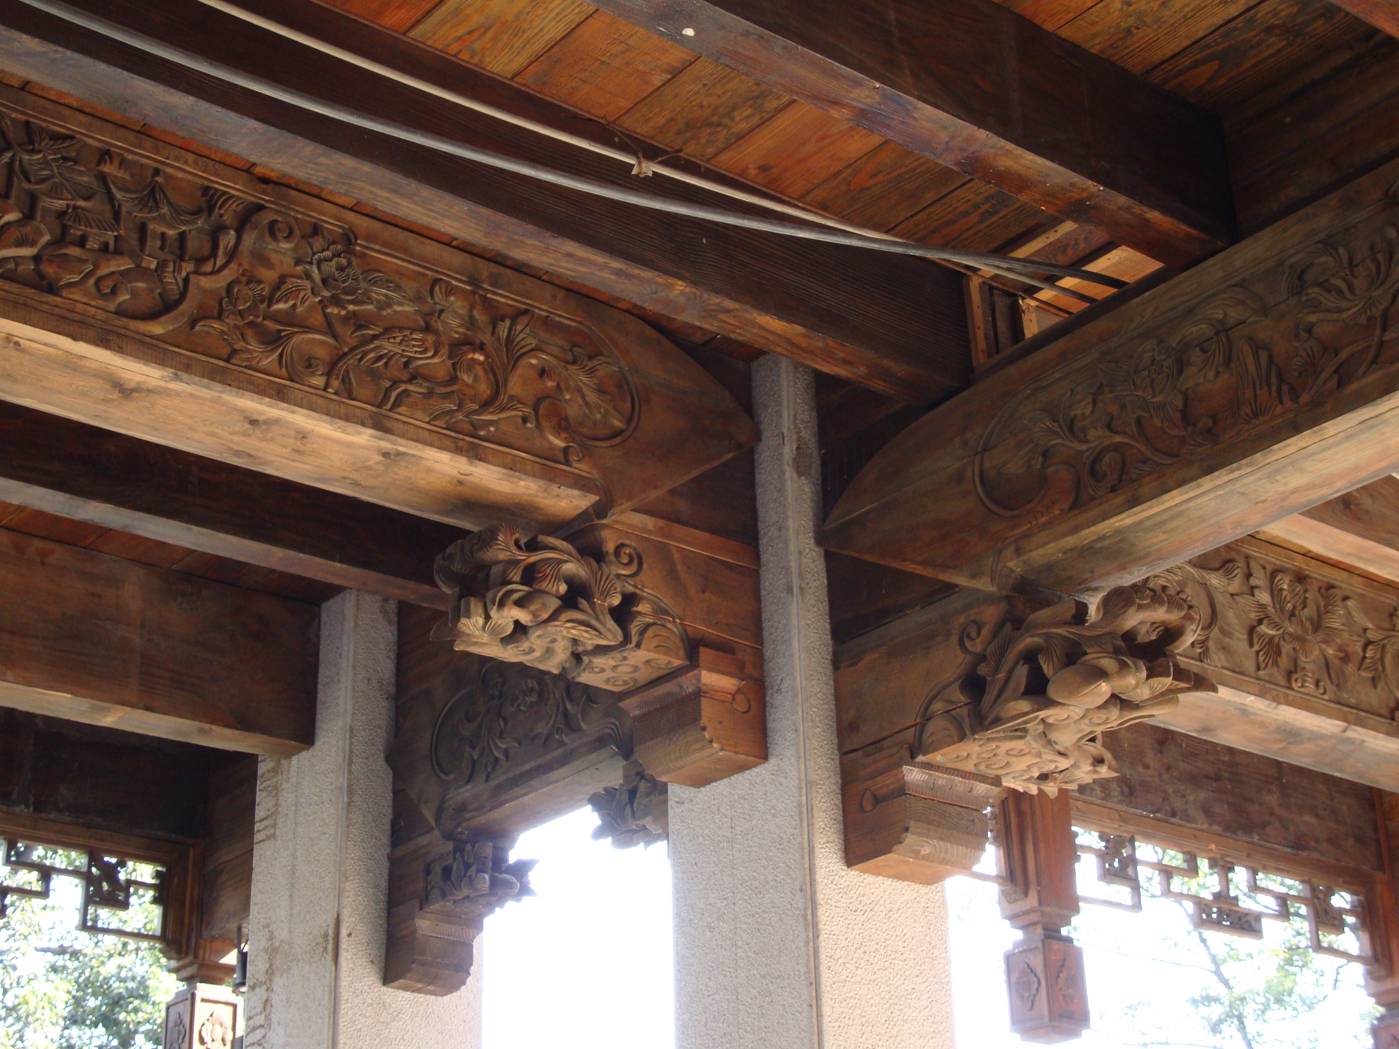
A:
[[825, 158, 1399, 596], [589, 0, 1233, 267], [0, 85, 754, 532], [0, 528, 317, 756], [0, 0, 970, 401], [1139, 537, 1399, 791], [1258, 475, 1399, 588], [837, 585, 1209, 883]]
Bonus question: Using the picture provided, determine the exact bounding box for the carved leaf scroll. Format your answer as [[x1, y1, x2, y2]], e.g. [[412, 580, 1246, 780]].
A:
[[974, 219, 1399, 519], [432, 525, 689, 691], [423, 838, 536, 922], [914, 586, 1213, 794], [0, 114, 638, 469], [588, 761, 668, 849]]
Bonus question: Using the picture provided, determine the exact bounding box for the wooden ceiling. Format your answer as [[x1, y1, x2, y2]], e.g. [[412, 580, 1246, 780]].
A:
[[318, 0, 1393, 312]]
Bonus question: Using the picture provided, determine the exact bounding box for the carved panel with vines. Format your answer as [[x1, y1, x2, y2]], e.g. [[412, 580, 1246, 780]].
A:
[[0, 111, 639, 471], [1143, 539, 1399, 718]]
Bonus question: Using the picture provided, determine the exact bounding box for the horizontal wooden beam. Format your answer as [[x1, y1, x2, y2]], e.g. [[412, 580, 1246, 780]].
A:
[[590, 0, 1233, 266], [0, 402, 461, 607], [1258, 475, 1399, 586], [0, 84, 753, 531], [0, 0, 969, 401], [0, 528, 318, 755], [825, 157, 1399, 596]]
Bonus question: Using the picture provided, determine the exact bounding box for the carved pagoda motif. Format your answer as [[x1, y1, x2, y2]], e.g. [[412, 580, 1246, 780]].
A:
[[433, 524, 689, 690], [915, 585, 1213, 793]]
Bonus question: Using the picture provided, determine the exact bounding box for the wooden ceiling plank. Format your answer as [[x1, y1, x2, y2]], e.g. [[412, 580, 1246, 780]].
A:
[[0, 0, 967, 400], [707, 100, 885, 200], [0, 402, 461, 608], [803, 141, 968, 233], [320, 0, 442, 34], [1056, 0, 1259, 75], [824, 156, 1399, 595], [615, 56, 789, 162], [0, 528, 319, 756], [588, 0, 1234, 265], [515, 10, 695, 122], [407, 0, 596, 77]]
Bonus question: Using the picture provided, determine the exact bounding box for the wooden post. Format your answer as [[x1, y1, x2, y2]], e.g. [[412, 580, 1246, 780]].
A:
[[997, 791, 1090, 1043]]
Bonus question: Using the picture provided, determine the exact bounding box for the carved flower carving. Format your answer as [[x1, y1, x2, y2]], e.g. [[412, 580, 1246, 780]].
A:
[[217, 275, 267, 326], [279, 233, 409, 313], [1239, 566, 1358, 694]]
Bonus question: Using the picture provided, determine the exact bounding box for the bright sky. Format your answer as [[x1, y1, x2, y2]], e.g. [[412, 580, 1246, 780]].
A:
[[484, 808, 1374, 1049]]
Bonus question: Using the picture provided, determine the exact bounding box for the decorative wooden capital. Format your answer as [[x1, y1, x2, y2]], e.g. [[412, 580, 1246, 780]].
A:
[[589, 761, 668, 849], [917, 584, 1212, 795], [433, 524, 690, 691]]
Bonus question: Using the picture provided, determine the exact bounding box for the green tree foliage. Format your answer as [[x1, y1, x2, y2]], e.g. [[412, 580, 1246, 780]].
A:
[[0, 873, 176, 1049]]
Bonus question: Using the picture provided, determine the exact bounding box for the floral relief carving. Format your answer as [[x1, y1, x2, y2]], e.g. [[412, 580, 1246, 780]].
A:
[[429, 660, 626, 788], [423, 838, 536, 921], [0, 114, 639, 470], [589, 761, 667, 849], [1146, 544, 1399, 709], [913, 586, 1211, 794], [974, 219, 1398, 520]]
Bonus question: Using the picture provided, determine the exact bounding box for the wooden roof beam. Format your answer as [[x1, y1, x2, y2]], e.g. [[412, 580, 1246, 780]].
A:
[[590, 0, 1235, 267], [1257, 475, 1399, 587], [824, 157, 1399, 596], [0, 403, 461, 609], [0, 528, 319, 756], [0, 0, 968, 401]]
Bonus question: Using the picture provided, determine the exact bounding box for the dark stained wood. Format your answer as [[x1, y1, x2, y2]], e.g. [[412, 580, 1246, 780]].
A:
[[1259, 475, 1399, 586], [1079, 723, 1382, 872], [0, 403, 463, 607], [0, 0, 970, 401], [0, 528, 319, 756], [824, 157, 1399, 595], [0, 709, 210, 840], [588, 0, 1234, 265], [199, 754, 256, 948]]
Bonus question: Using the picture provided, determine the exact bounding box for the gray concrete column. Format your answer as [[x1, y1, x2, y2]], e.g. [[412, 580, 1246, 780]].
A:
[[669, 355, 957, 1049], [244, 590, 482, 1049]]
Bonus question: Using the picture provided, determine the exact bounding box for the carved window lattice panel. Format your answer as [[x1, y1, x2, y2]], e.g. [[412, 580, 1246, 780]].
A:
[[1072, 826, 1371, 964], [0, 836, 167, 943]]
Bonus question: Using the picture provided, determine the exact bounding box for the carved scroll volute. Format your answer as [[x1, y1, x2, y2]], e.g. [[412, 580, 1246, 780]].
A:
[[918, 585, 1214, 794], [432, 524, 690, 691]]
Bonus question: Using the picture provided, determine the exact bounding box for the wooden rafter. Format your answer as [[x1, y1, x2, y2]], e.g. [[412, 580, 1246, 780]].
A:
[[588, 0, 1235, 266]]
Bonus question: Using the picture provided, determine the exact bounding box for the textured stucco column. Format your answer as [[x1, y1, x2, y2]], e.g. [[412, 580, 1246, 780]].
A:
[[244, 590, 483, 1049], [669, 355, 957, 1049]]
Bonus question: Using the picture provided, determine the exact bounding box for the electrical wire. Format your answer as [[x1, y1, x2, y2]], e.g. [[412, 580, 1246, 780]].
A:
[[17, 0, 1124, 302]]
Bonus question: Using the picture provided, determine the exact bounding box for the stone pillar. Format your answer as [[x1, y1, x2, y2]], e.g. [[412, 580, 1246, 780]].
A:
[[243, 590, 482, 1049], [668, 355, 957, 1049]]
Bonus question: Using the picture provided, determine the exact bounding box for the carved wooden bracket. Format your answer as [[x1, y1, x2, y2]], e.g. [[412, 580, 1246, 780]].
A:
[[836, 585, 1213, 885], [432, 524, 691, 691], [388, 597, 765, 993]]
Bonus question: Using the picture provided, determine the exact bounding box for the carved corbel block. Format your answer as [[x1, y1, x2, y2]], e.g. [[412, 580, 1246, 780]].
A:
[[835, 585, 1211, 886], [623, 648, 766, 788], [841, 739, 1001, 883], [432, 524, 691, 691]]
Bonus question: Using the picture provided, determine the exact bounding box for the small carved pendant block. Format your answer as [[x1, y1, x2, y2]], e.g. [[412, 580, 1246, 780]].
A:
[[162, 984, 240, 1049], [1004, 935, 1090, 1043]]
